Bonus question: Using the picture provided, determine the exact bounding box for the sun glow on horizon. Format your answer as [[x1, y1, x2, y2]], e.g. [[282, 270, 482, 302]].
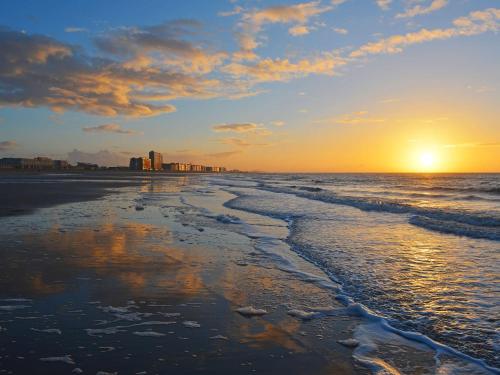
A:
[[416, 150, 438, 172]]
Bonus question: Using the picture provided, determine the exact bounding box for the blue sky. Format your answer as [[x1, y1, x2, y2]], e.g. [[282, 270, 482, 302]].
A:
[[0, 0, 499, 171]]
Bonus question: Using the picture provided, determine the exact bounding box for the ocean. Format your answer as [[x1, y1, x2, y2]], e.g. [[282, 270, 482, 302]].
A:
[[215, 173, 500, 369]]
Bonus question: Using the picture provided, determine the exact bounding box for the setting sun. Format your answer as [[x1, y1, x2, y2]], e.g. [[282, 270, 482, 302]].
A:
[[419, 151, 436, 170]]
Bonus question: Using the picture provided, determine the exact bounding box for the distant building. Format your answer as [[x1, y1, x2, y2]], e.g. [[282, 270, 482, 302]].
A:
[[0, 157, 71, 170], [129, 157, 151, 171], [53, 160, 70, 169], [190, 164, 203, 172], [162, 163, 177, 172], [76, 162, 99, 170], [149, 151, 163, 171]]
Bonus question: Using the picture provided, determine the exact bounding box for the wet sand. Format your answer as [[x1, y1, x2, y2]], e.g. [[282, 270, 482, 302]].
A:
[[0, 173, 480, 374], [0, 171, 144, 217]]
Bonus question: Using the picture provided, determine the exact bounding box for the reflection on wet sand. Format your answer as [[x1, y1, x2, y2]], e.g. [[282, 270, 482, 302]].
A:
[[239, 320, 304, 352], [0, 222, 210, 301]]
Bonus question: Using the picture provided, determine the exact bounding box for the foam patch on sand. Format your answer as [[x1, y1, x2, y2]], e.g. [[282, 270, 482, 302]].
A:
[[40, 355, 75, 364], [210, 334, 229, 340], [287, 309, 320, 320], [85, 327, 126, 336], [133, 331, 166, 337], [182, 321, 201, 328], [235, 306, 267, 317], [31, 328, 62, 335], [0, 305, 31, 311]]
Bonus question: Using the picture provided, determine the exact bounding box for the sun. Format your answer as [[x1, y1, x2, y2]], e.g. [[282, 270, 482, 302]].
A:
[[418, 151, 437, 171]]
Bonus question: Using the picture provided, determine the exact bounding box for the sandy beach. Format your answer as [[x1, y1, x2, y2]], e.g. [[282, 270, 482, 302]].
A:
[[0, 172, 496, 375], [0, 172, 364, 374]]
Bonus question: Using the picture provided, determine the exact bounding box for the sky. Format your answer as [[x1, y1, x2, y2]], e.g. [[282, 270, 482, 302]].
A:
[[0, 0, 498, 172]]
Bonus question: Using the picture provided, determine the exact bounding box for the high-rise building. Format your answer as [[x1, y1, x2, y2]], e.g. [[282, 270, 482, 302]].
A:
[[129, 157, 151, 171], [149, 151, 163, 171]]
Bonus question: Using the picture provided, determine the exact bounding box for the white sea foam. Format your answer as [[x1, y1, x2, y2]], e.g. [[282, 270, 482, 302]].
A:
[[210, 334, 228, 340], [235, 306, 267, 317], [31, 328, 62, 335], [40, 355, 75, 364], [287, 309, 320, 320], [133, 331, 166, 337], [182, 321, 201, 328], [0, 305, 30, 311]]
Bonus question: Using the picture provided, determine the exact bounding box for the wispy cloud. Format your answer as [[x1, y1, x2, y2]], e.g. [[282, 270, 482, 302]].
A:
[[318, 110, 386, 125], [0, 140, 18, 151], [333, 27, 348, 34], [222, 52, 345, 82], [443, 142, 500, 148], [82, 123, 142, 135], [227, 1, 334, 59], [64, 27, 87, 33], [207, 150, 241, 158], [219, 137, 271, 147], [350, 8, 500, 58], [270, 120, 285, 127], [376, 0, 392, 11], [212, 122, 260, 133], [396, 0, 448, 19]]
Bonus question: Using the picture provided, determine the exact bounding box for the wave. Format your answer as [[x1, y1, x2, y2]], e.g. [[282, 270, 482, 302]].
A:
[[409, 215, 500, 241], [257, 184, 500, 236], [222, 191, 499, 373]]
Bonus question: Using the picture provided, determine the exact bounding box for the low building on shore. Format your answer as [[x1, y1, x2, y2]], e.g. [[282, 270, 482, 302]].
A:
[[75, 162, 99, 170], [0, 157, 71, 170]]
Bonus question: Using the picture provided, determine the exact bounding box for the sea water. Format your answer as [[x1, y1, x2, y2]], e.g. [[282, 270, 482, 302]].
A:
[[214, 173, 500, 370]]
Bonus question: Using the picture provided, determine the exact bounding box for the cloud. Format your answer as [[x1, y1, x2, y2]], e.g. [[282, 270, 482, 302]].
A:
[[396, 0, 448, 19], [212, 122, 260, 132], [218, 6, 244, 17], [376, 0, 392, 11], [380, 98, 400, 104], [467, 84, 496, 93], [219, 138, 252, 147], [94, 20, 227, 74], [231, 1, 333, 59], [207, 150, 241, 159], [64, 27, 87, 33], [270, 120, 285, 127], [0, 25, 225, 117], [0, 140, 18, 151], [289, 25, 310, 36], [350, 8, 500, 58], [443, 142, 500, 148], [318, 111, 385, 125], [67, 149, 130, 166], [219, 137, 270, 147], [82, 123, 142, 135], [222, 52, 345, 82], [333, 27, 348, 34]]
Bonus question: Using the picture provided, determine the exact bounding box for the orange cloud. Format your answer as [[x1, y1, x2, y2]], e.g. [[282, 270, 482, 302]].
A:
[[222, 53, 344, 82], [0, 25, 224, 117], [82, 123, 142, 135], [351, 8, 499, 58], [396, 0, 448, 19], [212, 123, 260, 132]]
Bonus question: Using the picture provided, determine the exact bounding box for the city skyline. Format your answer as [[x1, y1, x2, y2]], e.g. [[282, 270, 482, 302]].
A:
[[0, 1, 499, 172]]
